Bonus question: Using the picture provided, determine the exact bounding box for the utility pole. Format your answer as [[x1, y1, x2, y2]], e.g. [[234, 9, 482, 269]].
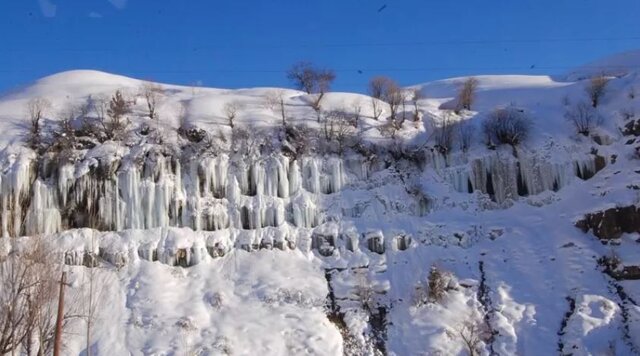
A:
[[53, 271, 67, 356]]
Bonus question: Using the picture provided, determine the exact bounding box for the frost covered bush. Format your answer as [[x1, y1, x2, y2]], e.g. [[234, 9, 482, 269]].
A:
[[483, 106, 532, 147], [427, 265, 451, 303], [565, 102, 603, 136]]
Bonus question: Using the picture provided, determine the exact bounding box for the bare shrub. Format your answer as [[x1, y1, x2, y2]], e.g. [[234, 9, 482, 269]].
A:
[[224, 101, 244, 128], [456, 77, 479, 112], [458, 320, 483, 356], [483, 106, 532, 147], [427, 265, 450, 303], [283, 124, 317, 158], [26, 97, 51, 151], [565, 101, 603, 136], [586, 74, 609, 108], [51, 103, 80, 156], [378, 120, 399, 139], [325, 109, 356, 153], [434, 111, 456, 154], [140, 81, 163, 120]]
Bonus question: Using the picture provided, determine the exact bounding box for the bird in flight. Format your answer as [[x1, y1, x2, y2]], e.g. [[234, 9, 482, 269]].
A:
[[378, 4, 387, 12]]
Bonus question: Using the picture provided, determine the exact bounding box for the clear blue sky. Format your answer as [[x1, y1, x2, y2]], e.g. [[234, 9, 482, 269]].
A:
[[2, 0, 640, 93]]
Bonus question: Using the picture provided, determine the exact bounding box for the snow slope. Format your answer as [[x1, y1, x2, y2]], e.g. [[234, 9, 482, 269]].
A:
[[1, 50, 640, 355]]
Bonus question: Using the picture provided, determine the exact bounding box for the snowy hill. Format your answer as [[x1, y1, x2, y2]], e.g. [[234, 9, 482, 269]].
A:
[[1, 51, 640, 355]]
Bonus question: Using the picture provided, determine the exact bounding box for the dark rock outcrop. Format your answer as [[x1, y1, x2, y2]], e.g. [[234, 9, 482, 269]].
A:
[[575, 205, 640, 239]]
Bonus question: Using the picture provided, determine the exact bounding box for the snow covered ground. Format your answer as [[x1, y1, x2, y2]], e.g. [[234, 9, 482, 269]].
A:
[[1, 50, 640, 355]]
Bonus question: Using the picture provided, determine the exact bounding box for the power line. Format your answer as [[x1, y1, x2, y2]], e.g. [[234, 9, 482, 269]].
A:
[[2, 35, 640, 52], [0, 64, 638, 74]]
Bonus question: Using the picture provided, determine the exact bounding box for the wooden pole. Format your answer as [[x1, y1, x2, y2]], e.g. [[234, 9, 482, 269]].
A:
[[53, 271, 67, 356]]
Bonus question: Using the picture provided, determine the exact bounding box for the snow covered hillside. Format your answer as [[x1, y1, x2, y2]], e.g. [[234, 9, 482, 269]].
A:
[[1, 50, 640, 355]]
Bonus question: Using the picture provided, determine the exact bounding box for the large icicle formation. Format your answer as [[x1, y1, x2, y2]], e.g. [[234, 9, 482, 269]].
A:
[[0, 144, 603, 237]]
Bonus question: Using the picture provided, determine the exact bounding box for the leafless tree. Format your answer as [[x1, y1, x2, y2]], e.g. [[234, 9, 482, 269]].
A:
[[483, 106, 532, 147], [140, 81, 164, 120], [411, 89, 423, 122], [368, 76, 391, 100], [0, 238, 78, 355], [370, 97, 384, 121], [456, 77, 479, 113], [224, 101, 244, 128], [369, 76, 404, 128], [586, 74, 609, 108], [565, 101, 603, 136], [286, 61, 335, 116], [458, 320, 483, 356], [26, 97, 51, 151], [434, 111, 456, 155], [368, 76, 403, 126], [351, 99, 362, 128], [265, 90, 287, 125], [387, 83, 404, 128]]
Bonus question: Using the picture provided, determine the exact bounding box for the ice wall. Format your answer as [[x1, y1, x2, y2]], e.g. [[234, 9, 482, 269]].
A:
[[0, 144, 604, 238]]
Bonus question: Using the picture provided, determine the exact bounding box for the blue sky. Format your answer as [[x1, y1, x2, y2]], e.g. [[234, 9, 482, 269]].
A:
[[1, 0, 640, 93]]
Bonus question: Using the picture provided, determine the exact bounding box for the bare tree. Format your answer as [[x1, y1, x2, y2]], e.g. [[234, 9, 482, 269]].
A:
[[224, 101, 244, 128], [456, 77, 479, 113], [26, 97, 51, 151], [265, 90, 287, 125], [586, 74, 609, 108], [286, 61, 335, 117], [368, 76, 390, 100], [351, 99, 362, 128], [368, 76, 403, 126], [434, 111, 456, 155], [140, 81, 164, 120], [565, 101, 603, 136], [0, 238, 77, 355], [386, 82, 404, 128], [411, 89, 423, 122], [370, 97, 384, 121]]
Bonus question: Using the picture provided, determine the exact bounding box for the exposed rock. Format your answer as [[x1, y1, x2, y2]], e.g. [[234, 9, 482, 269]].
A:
[[576, 205, 640, 239]]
